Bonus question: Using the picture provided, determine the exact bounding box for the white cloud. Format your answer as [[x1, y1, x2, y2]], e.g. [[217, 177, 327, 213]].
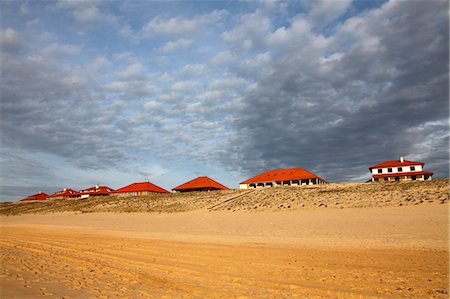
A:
[[103, 81, 157, 95], [142, 9, 227, 37], [160, 38, 193, 52], [242, 52, 271, 68], [88, 57, 111, 72], [26, 18, 41, 28], [177, 63, 206, 77], [42, 43, 80, 56], [118, 62, 144, 79], [307, 0, 352, 30], [26, 42, 80, 64], [0, 28, 26, 52], [118, 24, 140, 42], [171, 80, 196, 92], [266, 17, 312, 47], [143, 16, 196, 36], [197, 90, 225, 102], [112, 51, 136, 62], [55, 1, 118, 25], [221, 10, 271, 49], [73, 5, 103, 23], [209, 77, 246, 90], [143, 164, 169, 179], [209, 50, 234, 66], [144, 101, 162, 111], [159, 92, 182, 102]]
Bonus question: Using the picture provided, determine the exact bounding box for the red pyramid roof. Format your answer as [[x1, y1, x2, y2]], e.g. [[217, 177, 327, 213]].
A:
[[240, 168, 327, 184], [172, 176, 229, 191], [48, 188, 78, 198], [79, 185, 114, 195], [20, 192, 48, 201], [114, 181, 169, 194], [369, 159, 424, 169]]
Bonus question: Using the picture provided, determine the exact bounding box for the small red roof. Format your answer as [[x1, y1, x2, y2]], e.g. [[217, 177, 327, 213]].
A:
[[114, 181, 169, 194], [48, 188, 78, 198], [369, 159, 424, 169], [20, 191, 48, 201], [372, 171, 433, 178], [79, 185, 114, 196], [172, 176, 229, 191], [240, 168, 327, 184]]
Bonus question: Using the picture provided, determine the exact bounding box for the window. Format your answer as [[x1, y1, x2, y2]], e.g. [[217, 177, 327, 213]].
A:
[[395, 177, 400, 181], [398, 167, 402, 172], [412, 175, 416, 180], [424, 175, 429, 180], [384, 177, 389, 181], [378, 169, 382, 173], [388, 168, 393, 173], [410, 166, 415, 171]]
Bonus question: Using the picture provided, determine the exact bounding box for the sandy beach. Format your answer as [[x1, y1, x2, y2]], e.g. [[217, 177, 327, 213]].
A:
[[1, 200, 448, 298]]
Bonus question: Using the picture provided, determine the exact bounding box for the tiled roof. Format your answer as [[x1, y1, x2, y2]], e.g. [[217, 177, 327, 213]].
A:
[[21, 192, 48, 201], [114, 181, 169, 194], [240, 168, 327, 184], [47, 188, 78, 198], [369, 159, 424, 169], [372, 171, 433, 178], [79, 185, 114, 195], [172, 176, 229, 191]]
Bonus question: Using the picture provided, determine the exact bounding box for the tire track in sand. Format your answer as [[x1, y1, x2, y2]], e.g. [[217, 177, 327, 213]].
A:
[[0, 226, 448, 298]]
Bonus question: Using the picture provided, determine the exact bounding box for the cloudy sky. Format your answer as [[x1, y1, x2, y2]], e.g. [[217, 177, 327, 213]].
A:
[[1, 0, 448, 201]]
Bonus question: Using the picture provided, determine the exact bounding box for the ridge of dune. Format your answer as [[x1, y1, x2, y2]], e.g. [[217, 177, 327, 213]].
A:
[[1, 179, 448, 215]]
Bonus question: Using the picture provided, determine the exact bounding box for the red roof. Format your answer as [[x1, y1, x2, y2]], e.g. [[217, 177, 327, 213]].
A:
[[240, 168, 327, 184], [114, 181, 169, 194], [172, 176, 229, 191], [79, 185, 114, 196], [369, 159, 424, 169], [372, 171, 433, 178], [48, 188, 78, 198], [20, 192, 48, 201]]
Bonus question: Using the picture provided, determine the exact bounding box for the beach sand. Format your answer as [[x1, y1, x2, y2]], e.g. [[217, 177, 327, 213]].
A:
[[1, 203, 448, 298]]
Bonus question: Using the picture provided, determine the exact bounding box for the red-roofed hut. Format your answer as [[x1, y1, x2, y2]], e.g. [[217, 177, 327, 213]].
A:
[[47, 188, 78, 200], [369, 156, 433, 182], [240, 168, 327, 189], [172, 176, 229, 192], [78, 185, 114, 199], [20, 191, 48, 201], [113, 181, 169, 197]]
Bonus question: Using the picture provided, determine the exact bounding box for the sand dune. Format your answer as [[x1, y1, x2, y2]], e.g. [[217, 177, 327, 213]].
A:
[[0, 180, 448, 298], [1, 179, 448, 215]]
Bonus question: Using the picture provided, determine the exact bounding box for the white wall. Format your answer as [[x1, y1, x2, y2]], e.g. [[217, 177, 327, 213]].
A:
[[239, 184, 248, 190], [371, 165, 422, 174]]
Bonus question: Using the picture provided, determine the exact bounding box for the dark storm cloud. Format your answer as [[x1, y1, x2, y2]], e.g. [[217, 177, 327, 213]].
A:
[[225, 1, 449, 181], [0, 39, 127, 169]]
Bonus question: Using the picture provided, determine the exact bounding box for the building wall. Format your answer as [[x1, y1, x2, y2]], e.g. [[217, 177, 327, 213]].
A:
[[112, 192, 135, 197], [372, 174, 432, 182], [371, 165, 423, 175], [239, 178, 326, 190], [113, 191, 167, 197]]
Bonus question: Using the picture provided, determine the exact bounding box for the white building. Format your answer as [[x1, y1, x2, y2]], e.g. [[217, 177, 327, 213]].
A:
[[369, 157, 433, 182], [239, 168, 328, 190]]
